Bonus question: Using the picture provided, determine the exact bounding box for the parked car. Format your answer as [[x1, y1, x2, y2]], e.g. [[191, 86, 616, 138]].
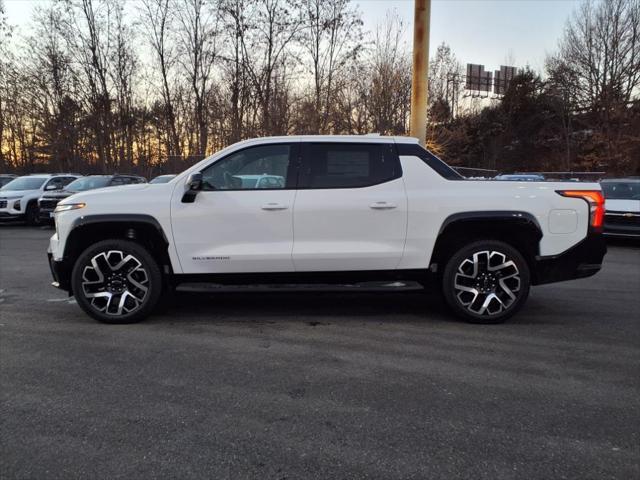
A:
[[0, 174, 80, 225], [0, 174, 17, 188], [231, 174, 285, 188], [150, 174, 177, 184], [495, 174, 546, 182], [47, 135, 606, 325], [38, 174, 147, 222], [600, 178, 640, 238]]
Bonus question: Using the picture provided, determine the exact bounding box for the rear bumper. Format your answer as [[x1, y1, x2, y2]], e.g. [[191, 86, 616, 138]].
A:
[[533, 231, 607, 285]]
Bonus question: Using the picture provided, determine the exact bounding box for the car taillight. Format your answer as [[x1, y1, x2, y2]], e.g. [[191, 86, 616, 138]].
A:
[[557, 190, 605, 228]]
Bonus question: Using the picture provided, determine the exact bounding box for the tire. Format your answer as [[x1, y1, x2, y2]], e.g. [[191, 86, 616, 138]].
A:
[[25, 202, 40, 226], [71, 239, 163, 324], [442, 240, 530, 324]]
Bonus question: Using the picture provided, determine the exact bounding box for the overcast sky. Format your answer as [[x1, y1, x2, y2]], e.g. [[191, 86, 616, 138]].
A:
[[5, 0, 580, 73]]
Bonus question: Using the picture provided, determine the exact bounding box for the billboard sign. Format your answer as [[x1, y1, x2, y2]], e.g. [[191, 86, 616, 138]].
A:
[[466, 64, 517, 96], [466, 64, 493, 92]]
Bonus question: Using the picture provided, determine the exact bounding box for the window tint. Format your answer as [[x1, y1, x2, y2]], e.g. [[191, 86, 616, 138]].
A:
[[67, 177, 111, 191], [601, 182, 640, 200], [1, 177, 46, 191], [302, 143, 400, 189], [46, 177, 66, 190], [63, 177, 77, 186], [396, 143, 462, 180], [110, 177, 125, 186], [201, 144, 292, 191]]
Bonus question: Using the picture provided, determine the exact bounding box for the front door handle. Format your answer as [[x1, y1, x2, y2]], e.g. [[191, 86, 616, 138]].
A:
[[261, 203, 288, 211], [369, 201, 397, 210]]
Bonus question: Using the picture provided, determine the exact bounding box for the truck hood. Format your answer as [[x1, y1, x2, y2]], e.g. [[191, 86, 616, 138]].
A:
[[605, 198, 640, 213], [41, 190, 74, 200], [62, 184, 150, 204]]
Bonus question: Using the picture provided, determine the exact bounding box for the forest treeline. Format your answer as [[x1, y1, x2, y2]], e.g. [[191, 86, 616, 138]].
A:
[[0, 0, 638, 177]]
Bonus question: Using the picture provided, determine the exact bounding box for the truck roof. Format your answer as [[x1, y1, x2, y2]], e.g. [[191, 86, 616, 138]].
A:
[[232, 135, 420, 144]]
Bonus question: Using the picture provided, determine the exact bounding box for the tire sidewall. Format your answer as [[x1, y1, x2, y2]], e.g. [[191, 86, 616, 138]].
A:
[[442, 240, 530, 324], [26, 203, 40, 226], [71, 239, 163, 324]]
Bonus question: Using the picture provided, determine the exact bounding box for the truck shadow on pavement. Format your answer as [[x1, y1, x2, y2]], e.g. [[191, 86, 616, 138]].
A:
[[152, 289, 454, 325]]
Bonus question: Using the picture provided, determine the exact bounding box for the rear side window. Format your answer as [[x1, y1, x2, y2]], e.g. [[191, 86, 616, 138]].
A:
[[301, 143, 400, 189], [396, 143, 462, 180]]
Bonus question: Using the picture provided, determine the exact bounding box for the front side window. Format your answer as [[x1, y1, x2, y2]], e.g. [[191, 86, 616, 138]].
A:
[[201, 144, 292, 191], [301, 143, 400, 189], [45, 177, 66, 190]]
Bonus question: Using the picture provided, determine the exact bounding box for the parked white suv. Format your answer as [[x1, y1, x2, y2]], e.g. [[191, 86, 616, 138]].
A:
[[1, 174, 80, 225], [47, 136, 607, 324]]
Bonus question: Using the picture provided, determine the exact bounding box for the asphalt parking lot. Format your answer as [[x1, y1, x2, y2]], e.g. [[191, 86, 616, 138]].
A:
[[1, 225, 639, 479]]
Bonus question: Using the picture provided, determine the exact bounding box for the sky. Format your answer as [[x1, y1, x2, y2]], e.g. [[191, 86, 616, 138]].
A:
[[4, 0, 581, 74]]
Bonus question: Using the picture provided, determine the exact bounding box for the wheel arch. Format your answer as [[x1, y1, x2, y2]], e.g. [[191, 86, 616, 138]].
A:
[[63, 214, 173, 285], [430, 211, 543, 280]]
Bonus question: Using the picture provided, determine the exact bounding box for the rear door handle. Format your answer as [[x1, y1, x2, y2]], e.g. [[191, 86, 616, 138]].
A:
[[369, 201, 397, 210], [261, 203, 288, 211]]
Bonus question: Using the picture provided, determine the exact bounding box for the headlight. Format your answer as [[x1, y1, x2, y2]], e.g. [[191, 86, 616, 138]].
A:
[[54, 202, 86, 213]]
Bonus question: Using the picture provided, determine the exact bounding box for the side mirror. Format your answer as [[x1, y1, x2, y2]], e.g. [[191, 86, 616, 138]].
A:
[[182, 172, 203, 203], [45, 184, 60, 191]]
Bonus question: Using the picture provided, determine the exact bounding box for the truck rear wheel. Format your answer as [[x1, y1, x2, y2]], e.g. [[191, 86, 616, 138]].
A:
[[442, 240, 530, 324], [71, 239, 163, 324]]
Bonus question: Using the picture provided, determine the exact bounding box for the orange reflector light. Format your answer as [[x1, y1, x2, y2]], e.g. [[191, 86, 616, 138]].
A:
[[557, 190, 605, 228]]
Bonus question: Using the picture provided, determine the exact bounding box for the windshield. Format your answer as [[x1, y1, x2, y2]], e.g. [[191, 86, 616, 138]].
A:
[[1, 177, 47, 191], [601, 182, 640, 200], [66, 177, 111, 191]]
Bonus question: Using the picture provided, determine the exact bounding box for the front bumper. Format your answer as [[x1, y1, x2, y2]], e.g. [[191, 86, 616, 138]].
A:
[[38, 208, 55, 222], [533, 231, 607, 285], [603, 212, 640, 238], [0, 211, 25, 221], [48, 252, 72, 293]]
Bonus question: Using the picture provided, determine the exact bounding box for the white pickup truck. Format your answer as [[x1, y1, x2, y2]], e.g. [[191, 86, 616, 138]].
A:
[[47, 136, 606, 324]]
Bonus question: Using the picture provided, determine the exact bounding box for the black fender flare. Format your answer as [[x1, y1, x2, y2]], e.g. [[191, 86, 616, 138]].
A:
[[64, 214, 169, 259], [431, 210, 543, 272], [438, 211, 542, 236]]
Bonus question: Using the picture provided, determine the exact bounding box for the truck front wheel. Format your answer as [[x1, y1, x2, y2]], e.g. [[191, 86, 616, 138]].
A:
[[442, 240, 530, 324], [71, 239, 163, 324], [25, 202, 40, 226]]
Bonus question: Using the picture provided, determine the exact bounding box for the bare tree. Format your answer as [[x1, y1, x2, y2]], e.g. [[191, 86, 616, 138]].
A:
[[429, 42, 462, 122], [0, 0, 11, 170], [241, 0, 302, 135], [176, 0, 221, 156], [25, 4, 83, 172], [556, 0, 640, 109], [367, 12, 411, 135], [301, 0, 362, 133], [551, 0, 640, 167], [140, 0, 182, 159], [220, 0, 253, 142]]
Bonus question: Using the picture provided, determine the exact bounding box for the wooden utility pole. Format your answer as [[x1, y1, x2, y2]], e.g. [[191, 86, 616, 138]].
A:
[[410, 0, 431, 146]]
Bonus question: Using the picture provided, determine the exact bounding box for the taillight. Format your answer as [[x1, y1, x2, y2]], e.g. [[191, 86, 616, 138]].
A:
[[557, 190, 605, 228]]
